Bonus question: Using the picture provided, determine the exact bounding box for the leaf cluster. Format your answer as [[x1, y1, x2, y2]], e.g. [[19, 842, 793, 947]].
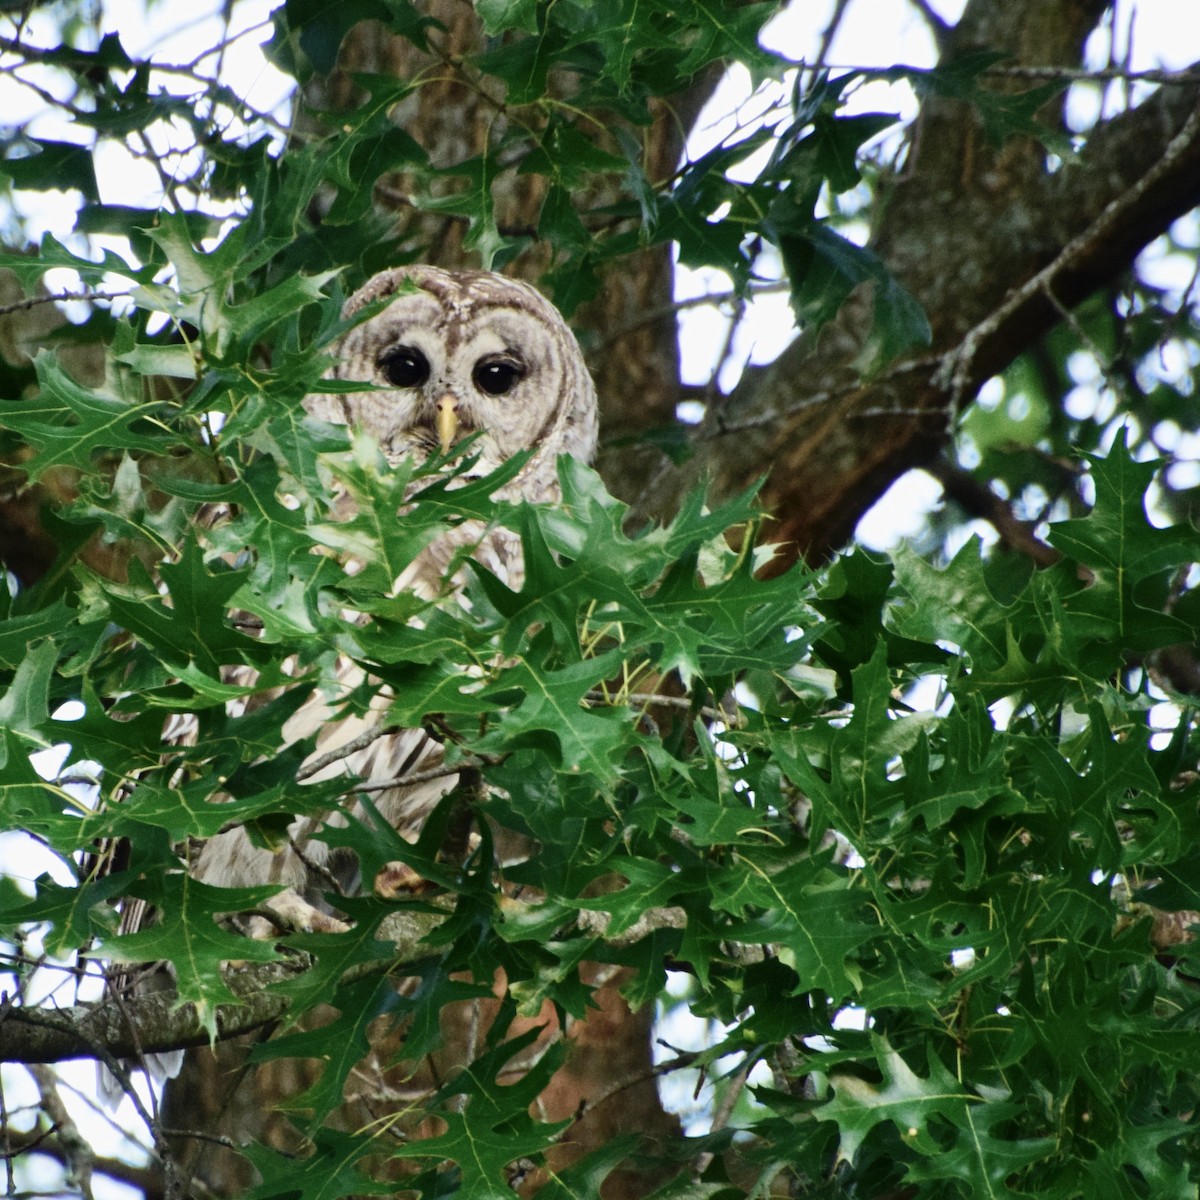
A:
[[0, 0, 990, 360], [1, 4, 1198, 1199], [4, 262, 1200, 1195]]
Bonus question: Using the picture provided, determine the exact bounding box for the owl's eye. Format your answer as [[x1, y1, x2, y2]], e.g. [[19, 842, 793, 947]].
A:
[[474, 358, 523, 396], [380, 347, 430, 388]]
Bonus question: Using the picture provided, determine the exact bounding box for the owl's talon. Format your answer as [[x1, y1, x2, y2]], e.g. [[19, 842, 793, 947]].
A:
[[254, 893, 350, 936]]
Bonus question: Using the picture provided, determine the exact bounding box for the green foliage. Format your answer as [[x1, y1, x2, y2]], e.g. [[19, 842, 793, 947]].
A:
[[0, 0, 947, 338], [6, 290, 1200, 1195], [1, 4, 1198, 1200]]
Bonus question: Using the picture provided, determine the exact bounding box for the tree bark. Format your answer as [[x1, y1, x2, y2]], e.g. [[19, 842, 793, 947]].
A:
[[687, 0, 1200, 563]]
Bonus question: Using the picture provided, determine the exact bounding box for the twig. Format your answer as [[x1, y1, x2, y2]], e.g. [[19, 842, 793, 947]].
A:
[[596, 281, 791, 350], [575, 906, 688, 946], [812, 0, 853, 77], [1, 1129, 164, 1200], [347, 754, 493, 795], [158, 1127, 244, 1152], [906, 0, 951, 46], [0, 1001, 170, 1194], [1, 1063, 16, 1196], [584, 689, 737, 724], [554, 1046, 704, 1136], [1035, 281, 1128, 402], [0, 898, 713, 1069], [691, 1057, 753, 1181], [0, 34, 294, 137], [935, 100, 1200, 410], [701, 354, 939, 439], [982, 64, 1200, 87], [809, 58, 1200, 88], [102, 944, 178, 1123], [927, 458, 1060, 568], [295, 723, 400, 782], [0, 291, 128, 319], [29, 1065, 94, 1200]]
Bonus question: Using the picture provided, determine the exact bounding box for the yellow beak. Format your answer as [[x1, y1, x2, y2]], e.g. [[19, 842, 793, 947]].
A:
[[435, 394, 459, 455]]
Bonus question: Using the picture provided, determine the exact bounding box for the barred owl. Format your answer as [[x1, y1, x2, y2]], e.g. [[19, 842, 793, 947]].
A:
[[194, 265, 598, 919]]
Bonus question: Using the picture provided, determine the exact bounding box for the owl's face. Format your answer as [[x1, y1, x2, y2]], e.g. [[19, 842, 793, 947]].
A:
[[308, 267, 598, 479]]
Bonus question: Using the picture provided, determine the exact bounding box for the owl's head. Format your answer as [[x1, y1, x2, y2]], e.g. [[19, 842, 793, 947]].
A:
[[307, 267, 598, 481]]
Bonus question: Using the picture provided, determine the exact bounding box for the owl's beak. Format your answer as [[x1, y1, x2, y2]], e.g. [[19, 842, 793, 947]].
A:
[[435, 394, 459, 454]]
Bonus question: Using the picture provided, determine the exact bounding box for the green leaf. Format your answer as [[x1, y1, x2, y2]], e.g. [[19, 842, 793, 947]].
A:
[[101, 874, 284, 1038], [385, 1020, 570, 1194], [242, 1128, 394, 1200], [1, 138, 100, 201], [723, 857, 869, 1001], [99, 541, 250, 678], [904, 51, 1070, 148], [269, 0, 407, 77], [4, 352, 180, 481], [770, 212, 930, 370], [474, 641, 633, 782], [817, 1036, 977, 1164], [416, 155, 514, 270], [902, 1094, 1056, 1197], [2, 871, 130, 956], [1049, 435, 1200, 654], [477, 0, 539, 35], [251, 975, 393, 1126], [0, 638, 56, 746]]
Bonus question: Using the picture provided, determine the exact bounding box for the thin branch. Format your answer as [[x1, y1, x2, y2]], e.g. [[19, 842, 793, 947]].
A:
[[295, 723, 399, 782], [3, 1131, 163, 1200], [28, 1065, 94, 1200], [575, 906, 687, 947], [0, 999, 173, 1194], [0, 1058, 14, 1196], [0, 897, 721, 1067], [556, 1046, 704, 1137], [935, 100, 1200, 409], [0, 291, 127, 321], [812, 0, 853, 77], [0, 292, 128, 319], [701, 354, 940, 438], [158, 1127, 244, 1152], [691, 1057, 753, 1182], [983, 63, 1200, 87], [927, 458, 1061, 568], [0, 32, 293, 135], [348, 755, 482, 795], [809, 58, 1200, 88], [595, 281, 791, 350], [585, 689, 737, 724], [906, 0, 951, 47]]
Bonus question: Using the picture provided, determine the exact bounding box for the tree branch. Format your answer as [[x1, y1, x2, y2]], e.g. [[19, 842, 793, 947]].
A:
[[688, 11, 1200, 563], [0, 896, 536, 1065], [927, 457, 1060, 567], [0, 908, 443, 1065], [939, 97, 1200, 402], [1, 1129, 163, 1200], [0, 896, 748, 1066]]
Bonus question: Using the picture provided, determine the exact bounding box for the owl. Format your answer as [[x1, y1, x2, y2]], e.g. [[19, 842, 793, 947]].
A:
[[192, 265, 599, 922]]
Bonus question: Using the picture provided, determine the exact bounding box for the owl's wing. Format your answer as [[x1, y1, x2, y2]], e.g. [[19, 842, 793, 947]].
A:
[[194, 653, 457, 923]]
